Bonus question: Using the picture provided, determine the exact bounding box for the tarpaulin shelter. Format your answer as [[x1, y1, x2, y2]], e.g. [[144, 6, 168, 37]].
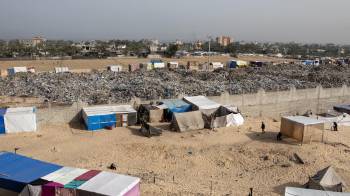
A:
[[280, 116, 325, 144], [7, 67, 27, 75], [285, 187, 350, 196], [41, 167, 88, 186], [183, 96, 221, 116], [0, 108, 6, 134], [307, 166, 347, 192], [171, 111, 205, 132], [160, 99, 192, 121], [82, 105, 137, 131], [137, 104, 164, 123], [334, 104, 350, 114], [0, 152, 62, 194], [316, 112, 350, 128], [3, 107, 37, 133], [77, 171, 140, 196]]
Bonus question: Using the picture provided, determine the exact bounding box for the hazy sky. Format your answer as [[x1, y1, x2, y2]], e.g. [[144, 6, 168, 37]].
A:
[[1, 0, 350, 43]]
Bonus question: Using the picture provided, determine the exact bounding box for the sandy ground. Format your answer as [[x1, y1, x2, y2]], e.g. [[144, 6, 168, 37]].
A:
[[0, 117, 349, 196], [0, 56, 294, 72]]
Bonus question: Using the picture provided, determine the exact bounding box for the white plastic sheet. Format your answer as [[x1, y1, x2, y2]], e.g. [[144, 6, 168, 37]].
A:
[[78, 171, 140, 196], [4, 107, 36, 133]]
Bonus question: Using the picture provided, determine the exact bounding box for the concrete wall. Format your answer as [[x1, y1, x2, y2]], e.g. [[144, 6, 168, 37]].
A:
[[4, 85, 350, 125]]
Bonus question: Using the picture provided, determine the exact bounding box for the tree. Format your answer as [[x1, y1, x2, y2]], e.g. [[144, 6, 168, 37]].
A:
[[164, 44, 178, 58]]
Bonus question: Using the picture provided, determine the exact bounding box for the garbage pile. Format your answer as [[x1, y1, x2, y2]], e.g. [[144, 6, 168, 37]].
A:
[[0, 63, 349, 105]]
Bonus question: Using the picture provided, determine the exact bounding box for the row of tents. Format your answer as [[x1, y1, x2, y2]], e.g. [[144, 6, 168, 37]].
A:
[[137, 96, 244, 132], [0, 152, 140, 196]]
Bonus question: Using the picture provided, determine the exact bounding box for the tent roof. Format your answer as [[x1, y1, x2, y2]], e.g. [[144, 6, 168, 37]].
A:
[[0, 152, 62, 192], [285, 187, 350, 196], [311, 166, 347, 187], [183, 96, 221, 110], [283, 116, 324, 125], [41, 167, 88, 185], [78, 171, 140, 196], [5, 107, 35, 115], [161, 99, 191, 109], [83, 105, 136, 116], [0, 108, 6, 116]]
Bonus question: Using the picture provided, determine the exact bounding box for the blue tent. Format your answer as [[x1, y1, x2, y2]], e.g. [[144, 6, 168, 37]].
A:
[[160, 99, 192, 121], [0, 152, 62, 192], [0, 109, 6, 134]]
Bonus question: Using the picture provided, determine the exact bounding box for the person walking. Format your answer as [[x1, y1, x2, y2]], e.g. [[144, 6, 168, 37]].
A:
[[261, 122, 266, 134]]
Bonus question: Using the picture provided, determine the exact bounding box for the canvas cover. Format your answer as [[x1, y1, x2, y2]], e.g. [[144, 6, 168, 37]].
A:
[[4, 107, 36, 133], [334, 104, 350, 114], [205, 106, 244, 128], [41, 167, 88, 185], [138, 104, 163, 123], [172, 111, 204, 132], [77, 171, 140, 196], [280, 116, 324, 143], [285, 187, 350, 196], [307, 166, 347, 192]]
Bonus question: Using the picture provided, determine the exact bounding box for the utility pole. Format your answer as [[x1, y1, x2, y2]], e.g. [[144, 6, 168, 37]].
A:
[[208, 36, 212, 66]]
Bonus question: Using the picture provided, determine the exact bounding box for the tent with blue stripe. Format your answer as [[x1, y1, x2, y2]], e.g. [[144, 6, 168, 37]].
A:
[[0, 152, 62, 193], [160, 99, 192, 121], [0, 108, 6, 134]]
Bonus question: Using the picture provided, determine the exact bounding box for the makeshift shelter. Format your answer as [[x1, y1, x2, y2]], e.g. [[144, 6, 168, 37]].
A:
[[7, 67, 27, 75], [107, 65, 123, 72], [150, 59, 165, 69], [171, 111, 205, 132], [307, 166, 347, 192], [137, 104, 164, 123], [0, 108, 6, 134], [55, 67, 69, 73], [160, 99, 192, 121], [285, 187, 350, 196], [77, 171, 140, 196], [128, 64, 140, 72], [227, 60, 248, 69], [316, 112, 350, 128], [334, 104, 350, 114], [207, 106, 244, 128], [167, 62, 179, 69], [1, 107, 37, 134], [184, 96, 221, 116], [0, 152, 62, 194], [82, 105, 137, 131], [280, 116, 325, 144], [41, 167, 88, 185]]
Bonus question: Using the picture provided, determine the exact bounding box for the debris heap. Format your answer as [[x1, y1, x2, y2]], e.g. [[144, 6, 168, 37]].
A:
[[0, 64, 349, 104]]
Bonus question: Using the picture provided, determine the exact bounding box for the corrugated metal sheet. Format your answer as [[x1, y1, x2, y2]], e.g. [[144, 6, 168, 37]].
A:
[[0, 152, 62, 193], [0, 108, 6, 134]]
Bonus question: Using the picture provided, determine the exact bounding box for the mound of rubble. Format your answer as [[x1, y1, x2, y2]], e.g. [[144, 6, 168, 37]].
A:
[[0, 64, 349, 104]]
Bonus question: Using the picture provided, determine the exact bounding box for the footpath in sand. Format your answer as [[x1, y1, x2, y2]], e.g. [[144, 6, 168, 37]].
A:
[[0, 117, 350, 195]]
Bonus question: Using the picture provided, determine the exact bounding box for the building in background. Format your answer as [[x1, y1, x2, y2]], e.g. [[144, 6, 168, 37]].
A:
[[31, 36, 46, 47], [216, 36, 232, 46]]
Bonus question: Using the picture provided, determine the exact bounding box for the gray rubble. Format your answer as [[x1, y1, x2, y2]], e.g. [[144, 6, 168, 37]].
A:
[[0, 63, 350, 105]]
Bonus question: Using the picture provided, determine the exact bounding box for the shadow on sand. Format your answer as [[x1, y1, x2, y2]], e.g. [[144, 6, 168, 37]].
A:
[[245, 131, 301, 146]]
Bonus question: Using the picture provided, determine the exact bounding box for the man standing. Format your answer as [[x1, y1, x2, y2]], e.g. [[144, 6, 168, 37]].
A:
[[333, 122, 338, 131], [261, 121, 266, 133]]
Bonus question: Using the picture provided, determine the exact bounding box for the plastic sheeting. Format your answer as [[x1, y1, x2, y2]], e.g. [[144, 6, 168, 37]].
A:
[[4, 107, 37, 133], [172, 111, 205, 132], [285, 187, 350, 196], [77, 171, 140, 196], [41, 167, 88, 186], [0, 152, 62, 193], [184, 96, 221, 116], [0, 108, 6, 134]]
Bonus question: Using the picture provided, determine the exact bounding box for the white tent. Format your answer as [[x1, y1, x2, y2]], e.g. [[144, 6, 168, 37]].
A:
[[285, 187, 350, 196], [41, 167, 88, 185], [4, 107, 37, 133], [77, 171, 140, 196]]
